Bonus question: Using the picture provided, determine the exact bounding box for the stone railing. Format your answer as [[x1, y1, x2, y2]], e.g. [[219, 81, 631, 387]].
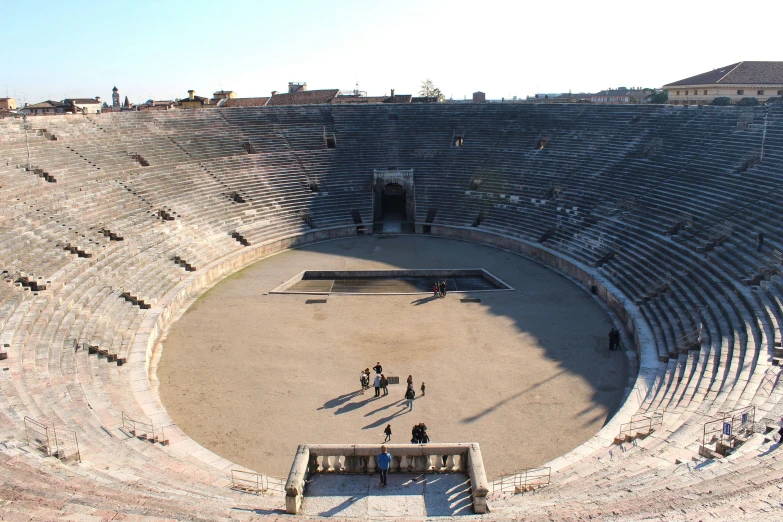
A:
[[284, 443, 489, 514]]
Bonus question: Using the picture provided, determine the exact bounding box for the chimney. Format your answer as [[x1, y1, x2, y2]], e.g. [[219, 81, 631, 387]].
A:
[[271, 91, 279, 96], [390, 89, 395, 98], [188, 90, 195, 101], [95, 96, 101, 102]]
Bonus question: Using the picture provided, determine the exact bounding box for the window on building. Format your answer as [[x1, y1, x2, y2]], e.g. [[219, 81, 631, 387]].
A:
[[703, 90, 708, 95], [685, 90, 689, 96], [758, 90, 765, 96], [737, 90, 744, 95], [779, 90, 783, 95], [676, 90, 680, 96]]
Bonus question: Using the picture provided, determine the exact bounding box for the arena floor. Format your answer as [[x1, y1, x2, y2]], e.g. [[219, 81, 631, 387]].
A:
[[156, 235, 631, 479]]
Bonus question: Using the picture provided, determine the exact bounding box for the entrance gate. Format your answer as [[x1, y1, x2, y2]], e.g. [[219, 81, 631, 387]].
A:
[[372, 169, 416, 233]]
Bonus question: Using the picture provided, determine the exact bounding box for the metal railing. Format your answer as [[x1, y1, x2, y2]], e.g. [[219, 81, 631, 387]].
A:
[[617, 411, 663, 441], [230, 470, 285, 494], [122, 411, 168, 444], [701, 405, 755, 457], [493, 466, 551, 493], [24, 416, 81, 462]]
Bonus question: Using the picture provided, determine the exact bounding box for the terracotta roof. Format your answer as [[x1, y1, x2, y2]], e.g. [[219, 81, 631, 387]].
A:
[[25, 100, 65, 109], [65, 98, 101, 104], [333, 95, 386, 104], [266, 89, 339, 106], [664, 61, 783, 87], [224, 97, 270, 108], [333, 94, 411, 104]]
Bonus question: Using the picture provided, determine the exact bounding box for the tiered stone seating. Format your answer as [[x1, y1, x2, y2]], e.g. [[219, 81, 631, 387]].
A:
[[0, 103, 781, 520]]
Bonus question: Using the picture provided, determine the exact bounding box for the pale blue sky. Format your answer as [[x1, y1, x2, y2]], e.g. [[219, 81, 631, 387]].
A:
[[3, 0, 782, 105]]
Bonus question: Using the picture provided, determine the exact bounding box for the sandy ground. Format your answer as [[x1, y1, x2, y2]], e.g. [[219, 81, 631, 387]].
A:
[[157, 236, 630, 479]]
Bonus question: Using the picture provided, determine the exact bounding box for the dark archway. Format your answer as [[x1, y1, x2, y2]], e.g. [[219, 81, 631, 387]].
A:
[[381, 183, 407, 220]]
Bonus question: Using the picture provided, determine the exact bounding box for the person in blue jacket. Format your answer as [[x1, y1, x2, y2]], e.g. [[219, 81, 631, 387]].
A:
[[377, 445, 392, 487]]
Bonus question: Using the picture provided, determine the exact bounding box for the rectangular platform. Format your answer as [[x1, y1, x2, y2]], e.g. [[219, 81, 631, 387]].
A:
[[271, 269, 514, 295], [300, 473, 474, 517]]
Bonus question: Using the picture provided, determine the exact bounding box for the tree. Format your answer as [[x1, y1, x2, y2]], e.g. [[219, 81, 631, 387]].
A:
[[649, 90, 668, 104], [765, 97, 782, 104], [737, 97, 759, 106], [419, 79, 445, 102], [711, 96, 732, 106]]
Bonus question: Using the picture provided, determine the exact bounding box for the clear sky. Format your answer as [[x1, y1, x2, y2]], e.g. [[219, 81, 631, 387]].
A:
[[3, 0, 782, 106]]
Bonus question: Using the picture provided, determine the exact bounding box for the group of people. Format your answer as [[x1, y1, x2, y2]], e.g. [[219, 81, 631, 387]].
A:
[[411, 422, 429, 444], [432, 280, 448, 298], [608, 327, 622, 351], [360, 362, 389, 397], [374, 422, 431, 487]]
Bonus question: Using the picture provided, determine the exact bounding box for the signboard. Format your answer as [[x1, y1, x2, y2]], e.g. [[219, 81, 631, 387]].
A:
[[722, 422, 732, 437]]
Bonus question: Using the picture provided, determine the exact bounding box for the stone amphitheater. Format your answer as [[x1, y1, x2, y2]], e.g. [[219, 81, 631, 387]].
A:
[[1, 103, 782, 521]]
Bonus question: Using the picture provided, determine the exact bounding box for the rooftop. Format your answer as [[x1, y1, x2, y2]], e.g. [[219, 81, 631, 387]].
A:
[[224, 97, 270, 108], [267, 89, 340, 106], [664, 61, 783, 87], [25, 100, 65, 108]]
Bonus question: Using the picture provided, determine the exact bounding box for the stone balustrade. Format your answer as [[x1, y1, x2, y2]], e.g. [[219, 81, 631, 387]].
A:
[[284, 443, 489, 514]]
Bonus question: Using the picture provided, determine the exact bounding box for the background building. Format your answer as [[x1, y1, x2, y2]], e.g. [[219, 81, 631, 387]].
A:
[[664, 61, 783, 105], [21, 100, 65, 115], [0, 98, 18, 111]]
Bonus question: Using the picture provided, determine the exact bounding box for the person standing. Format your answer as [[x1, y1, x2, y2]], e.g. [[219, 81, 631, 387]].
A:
[[433, 282, 440, 298], [614, 329, 622, 351], [439, 280, 447, 298], [405, 387, 415, 410], [420, 382, 426, 397], [360, 370, 369, 394], [407, 375, 413, 388], [380, 374, 389, 396], [608, 328, 618, 351], [373, 362, 383, 375], [384, 424, 392, 442], [377, 445, 391, 487], [374, 373, 381, 398], [758, 232, 766, 252]]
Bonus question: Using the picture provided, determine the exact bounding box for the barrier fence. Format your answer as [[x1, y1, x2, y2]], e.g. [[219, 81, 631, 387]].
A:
[[493, 466, 551, 493], [24, 416, 81, 462], [122, 412, 168, 445], [617, 411, 664, 441], [701, 405, 755, 456], [230, 470, 285, 494]]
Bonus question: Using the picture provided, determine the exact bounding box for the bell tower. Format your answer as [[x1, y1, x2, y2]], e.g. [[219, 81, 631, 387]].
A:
[[112, 86, 120, 108]]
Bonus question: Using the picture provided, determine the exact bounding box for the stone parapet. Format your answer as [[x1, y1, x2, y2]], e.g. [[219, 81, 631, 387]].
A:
[[284, 443, 489, 514]]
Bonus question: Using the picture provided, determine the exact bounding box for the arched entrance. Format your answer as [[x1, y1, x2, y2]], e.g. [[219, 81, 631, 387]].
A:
[[381, 183, 407, 220], [379, 183, 406, 233], [372, 169, 415, 234]]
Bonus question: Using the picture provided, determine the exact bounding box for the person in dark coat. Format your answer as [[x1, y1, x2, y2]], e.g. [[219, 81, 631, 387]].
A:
[[384, 424, 392, 442], [439, 280, 447, 298], [380, 374, 389, 396], [758, 232, 766, 252], [373, 362, 383, 374], [608, 328, 617, 351]]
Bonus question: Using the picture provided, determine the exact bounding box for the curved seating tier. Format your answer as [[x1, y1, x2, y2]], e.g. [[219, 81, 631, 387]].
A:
[[0, 103, 781, 520]]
